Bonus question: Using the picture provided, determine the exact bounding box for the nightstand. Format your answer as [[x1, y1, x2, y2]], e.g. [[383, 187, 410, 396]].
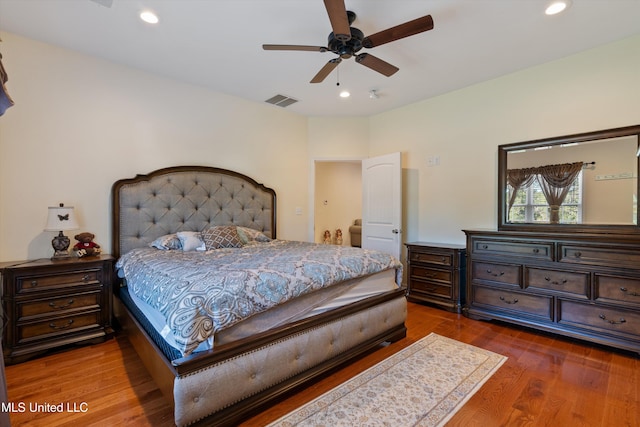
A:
[[405, 242, 466, 313], [0, 255, 114, 364]]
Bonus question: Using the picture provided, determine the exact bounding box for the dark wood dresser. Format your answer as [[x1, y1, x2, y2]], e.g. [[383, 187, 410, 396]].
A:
[[1, 255, 114, 364], [405, 242, 466, 313], [464, 230, 640, 354]]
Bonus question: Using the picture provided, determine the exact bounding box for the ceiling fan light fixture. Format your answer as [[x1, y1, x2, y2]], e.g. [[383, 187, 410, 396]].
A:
[[545, 1, 571, 15], [369, 89, 379, 99], [140, 10, 159, 24]]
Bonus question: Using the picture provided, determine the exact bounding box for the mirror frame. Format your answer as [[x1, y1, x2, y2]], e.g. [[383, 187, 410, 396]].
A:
[[498, 124, 640, 235]]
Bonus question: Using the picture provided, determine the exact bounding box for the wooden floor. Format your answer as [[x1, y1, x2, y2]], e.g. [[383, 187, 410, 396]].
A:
[[5, 302, 639, 426]]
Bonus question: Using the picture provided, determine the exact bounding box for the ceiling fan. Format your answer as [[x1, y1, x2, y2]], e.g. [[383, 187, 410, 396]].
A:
[[262, 0, 434, 83]]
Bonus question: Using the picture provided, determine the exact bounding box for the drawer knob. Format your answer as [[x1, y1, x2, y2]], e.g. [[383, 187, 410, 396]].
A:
[[49, 299, 75, 310], [49, 319, 74, 330], [544, 277, 567, 285], [532, 248, 539, 254], [82, 274, 91, 282], [499, 296, 519, 304], [620, 287, 640, 297], [574, 251, 582, 258], [30, 280, 38, 287], [598, 314, 626, 325], [482, 244, 488, 249], [486, 269, 504, 277]]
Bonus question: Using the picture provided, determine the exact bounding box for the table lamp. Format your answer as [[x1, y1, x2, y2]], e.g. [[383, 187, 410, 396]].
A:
[[44, 203, 79, 259]]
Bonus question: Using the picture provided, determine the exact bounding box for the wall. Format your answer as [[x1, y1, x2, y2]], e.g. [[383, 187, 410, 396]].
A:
[[1, 31, 639, 260], [0, 32, 309, 261], [368, 34, 640, 245]]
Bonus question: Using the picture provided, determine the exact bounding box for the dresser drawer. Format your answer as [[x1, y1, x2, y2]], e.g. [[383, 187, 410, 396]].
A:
[[471, 238, 553, 261], [559, 300, 640, 338], [471, 286, 552, 320], [17, 311, 101, 343], [17, 291, 101, 321], [16, 269, 102, 294], [595, 275, 640, 306], [558, 244, 640, 268], [410, 266, 452, 284], [525, 267, 589, 298], [471, 261, 521, 286], [409, 279, 452, 298], [410, 251, 452, 267]]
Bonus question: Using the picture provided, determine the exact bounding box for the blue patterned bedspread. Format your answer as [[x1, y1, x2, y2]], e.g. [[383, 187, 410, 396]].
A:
[[116, 240, 402, 355]]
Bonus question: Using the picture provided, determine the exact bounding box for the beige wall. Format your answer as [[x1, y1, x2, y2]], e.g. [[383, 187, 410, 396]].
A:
[[0, 32, 308, 261], [368, 34, 640, 245], [1, 31, 639, 261]]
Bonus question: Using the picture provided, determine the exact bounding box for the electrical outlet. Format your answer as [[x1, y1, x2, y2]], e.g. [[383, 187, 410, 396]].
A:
[[427, 155, 440, 167]]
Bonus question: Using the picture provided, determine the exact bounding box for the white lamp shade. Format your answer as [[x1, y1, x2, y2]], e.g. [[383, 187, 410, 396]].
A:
[[44, 205, 79, 231]]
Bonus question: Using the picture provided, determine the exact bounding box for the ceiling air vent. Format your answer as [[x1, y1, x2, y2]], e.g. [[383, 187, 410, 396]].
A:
[[265, 94, 298, 108]]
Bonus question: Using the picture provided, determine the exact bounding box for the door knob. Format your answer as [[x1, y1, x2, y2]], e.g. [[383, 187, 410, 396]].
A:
[[392, 229, 401, 234]]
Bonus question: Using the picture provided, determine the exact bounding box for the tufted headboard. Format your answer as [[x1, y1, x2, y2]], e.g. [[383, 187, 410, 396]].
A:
[[111, 166, 276, 258]]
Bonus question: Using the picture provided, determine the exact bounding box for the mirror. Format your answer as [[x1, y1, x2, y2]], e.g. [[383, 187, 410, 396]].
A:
[[498, 125, 640, 234]]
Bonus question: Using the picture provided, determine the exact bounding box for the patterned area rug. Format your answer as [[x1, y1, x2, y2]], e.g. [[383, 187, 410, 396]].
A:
[[268, 333, 507, 427]]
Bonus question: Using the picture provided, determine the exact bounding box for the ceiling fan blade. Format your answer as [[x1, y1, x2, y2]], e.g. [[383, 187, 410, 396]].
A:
[[355, 53, 399, 77], [362, 15, 434, 48], [323, 0, 351, 42], [263, 44, 328, 52], [310, 58, 342, 83]]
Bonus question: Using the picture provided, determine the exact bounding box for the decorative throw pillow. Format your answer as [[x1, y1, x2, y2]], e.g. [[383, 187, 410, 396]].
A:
[[202, 226, 244, 250], [176, 231, 206, 251], [236, 226, 272, 244], [149, 233, 182, 250]]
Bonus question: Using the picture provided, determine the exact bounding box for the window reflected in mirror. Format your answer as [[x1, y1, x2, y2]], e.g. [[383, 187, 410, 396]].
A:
[[506, 135, 638, 225]]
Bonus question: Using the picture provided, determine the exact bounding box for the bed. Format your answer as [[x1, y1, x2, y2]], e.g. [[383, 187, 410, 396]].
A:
[[111, 165, 407, 426]]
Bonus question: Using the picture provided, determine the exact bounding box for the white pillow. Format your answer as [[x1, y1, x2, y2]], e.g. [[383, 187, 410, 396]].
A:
[[176, 231, 205, 251]]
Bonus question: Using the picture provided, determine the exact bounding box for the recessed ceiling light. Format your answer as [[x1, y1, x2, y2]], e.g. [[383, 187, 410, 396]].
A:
[[545, 1, 570, 15], [140, 10, 159, 24], [339, 90, 350, 98]]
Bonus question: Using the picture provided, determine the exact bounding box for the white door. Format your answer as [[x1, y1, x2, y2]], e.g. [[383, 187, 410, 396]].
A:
[[361, 152, 402, 259]]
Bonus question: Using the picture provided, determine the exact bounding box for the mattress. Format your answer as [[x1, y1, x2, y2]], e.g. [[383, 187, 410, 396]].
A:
[[121, 268, 398, 358]]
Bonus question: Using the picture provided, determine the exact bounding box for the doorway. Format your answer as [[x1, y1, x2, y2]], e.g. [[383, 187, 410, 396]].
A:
[[313, 160, 362, 247]]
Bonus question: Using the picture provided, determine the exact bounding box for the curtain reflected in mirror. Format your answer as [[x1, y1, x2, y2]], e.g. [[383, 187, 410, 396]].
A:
[[498, 125, 640, 234]]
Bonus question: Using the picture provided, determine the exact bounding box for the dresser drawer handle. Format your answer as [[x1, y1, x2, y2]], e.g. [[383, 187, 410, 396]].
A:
[[573, 251, 582, 258], [598, 314, 626, 325], [48, 299, 75, 310], [49, 319, 74, 330], [620, 287, 640, 297], [82, 274, 91, 282], [482, 244, 488, 249], [544, 277, 567, 285], [499, 296, 518, 304], [486, 269, 504, 277], [532, 248, 539, 254], [30, 280, 38, 287], [425, 272, 437, 278]]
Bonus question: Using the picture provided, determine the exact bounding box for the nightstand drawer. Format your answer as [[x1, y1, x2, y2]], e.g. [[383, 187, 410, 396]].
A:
[[410, 266, 452, 284], [409, 251, 453, 267], [410, 279, 452, 298], [17, 291, 101, 321], [17, 311, 101, 343], [16, 269, 101, 293]]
